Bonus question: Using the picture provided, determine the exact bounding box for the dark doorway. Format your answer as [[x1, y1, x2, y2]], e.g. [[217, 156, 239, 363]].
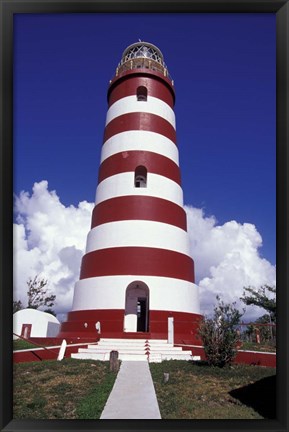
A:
[[124, 281, 149, 333], [137, 297, 148, 332]]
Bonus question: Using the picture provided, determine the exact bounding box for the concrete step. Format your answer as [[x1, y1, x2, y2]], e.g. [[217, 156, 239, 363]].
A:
[[79, 347, 147, 354], [72, 351, 148, 361], [98, 338, 148, 344], [148, 353, 162, 363], [72, 352, 106, 361], [71, 337, 200, 363], [149, 346, 182, 352], [119, 354, 148, 361], [97, 338, 169, 345], [145, 339, 168, 344], [83, 346, 190, 356], [91, 345, 181, 354], [88, 344, 148, 350]]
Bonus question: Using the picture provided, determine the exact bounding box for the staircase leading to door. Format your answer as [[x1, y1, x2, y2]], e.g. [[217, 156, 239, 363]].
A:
[[71, 338, 201, 362]]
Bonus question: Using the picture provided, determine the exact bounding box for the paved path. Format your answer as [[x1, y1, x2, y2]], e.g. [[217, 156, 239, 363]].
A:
[[100, 361, 161, 419]]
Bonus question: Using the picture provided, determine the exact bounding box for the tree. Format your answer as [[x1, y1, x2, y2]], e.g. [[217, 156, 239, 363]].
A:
[[255, 314, 274, 343], [43, 308, 57, 317], [240, 285, 276, 323], [13, 300, 24, 314], [26, 275, 56, 312], [198, 296, 244, 367]]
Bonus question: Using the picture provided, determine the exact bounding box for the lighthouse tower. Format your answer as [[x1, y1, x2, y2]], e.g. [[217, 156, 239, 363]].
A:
[[58, 42, 201, 344]]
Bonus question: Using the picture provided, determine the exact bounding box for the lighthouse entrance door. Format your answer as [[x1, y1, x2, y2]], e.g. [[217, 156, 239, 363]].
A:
[[124, 282, 149, 333], [137, 298, 147, 332]]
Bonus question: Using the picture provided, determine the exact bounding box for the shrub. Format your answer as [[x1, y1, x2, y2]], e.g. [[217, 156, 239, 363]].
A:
[[198, 296, 244, 367]]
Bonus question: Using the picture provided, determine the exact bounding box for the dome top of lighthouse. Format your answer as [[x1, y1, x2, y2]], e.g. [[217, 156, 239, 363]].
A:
[[120, 41, 165, 66], [115, 41, 172, 82]]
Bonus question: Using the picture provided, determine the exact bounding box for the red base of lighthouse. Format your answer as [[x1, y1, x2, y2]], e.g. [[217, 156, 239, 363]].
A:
[[58, 310, 203, 345]]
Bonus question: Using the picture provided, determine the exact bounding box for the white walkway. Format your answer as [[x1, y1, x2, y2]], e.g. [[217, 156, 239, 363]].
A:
[[100, 361, 161, 419]]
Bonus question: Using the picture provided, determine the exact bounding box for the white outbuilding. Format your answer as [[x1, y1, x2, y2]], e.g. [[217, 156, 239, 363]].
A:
[[13, 308, 60, 340]]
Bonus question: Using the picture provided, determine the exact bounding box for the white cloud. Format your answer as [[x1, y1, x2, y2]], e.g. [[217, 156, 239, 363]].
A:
[[13, 182, 276, 323], [184, 205, 276, 320], [13, 181, 93, 318]]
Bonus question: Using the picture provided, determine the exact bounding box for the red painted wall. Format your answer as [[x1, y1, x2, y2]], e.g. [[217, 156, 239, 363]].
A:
[[188, 346, 276, 368], [91, 196, 187, 230], [80, 247, 195, 282], [14, 341, 276, 368], [108, 70, 175, 108], [13, 344, 90, 364], [98, 151, 181, 185], [103, 112, 176, 143]]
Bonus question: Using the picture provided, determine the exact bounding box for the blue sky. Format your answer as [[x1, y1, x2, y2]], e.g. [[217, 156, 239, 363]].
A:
[[13, 12, 276, 267]]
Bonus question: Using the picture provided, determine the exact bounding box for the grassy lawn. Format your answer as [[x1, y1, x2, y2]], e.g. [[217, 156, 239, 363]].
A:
[[14, 358, 276, 420], [239, 341, 276, 352], [150, 361, 276, 419], [13, 358, 117, 419], [13, 339, 44, 351]]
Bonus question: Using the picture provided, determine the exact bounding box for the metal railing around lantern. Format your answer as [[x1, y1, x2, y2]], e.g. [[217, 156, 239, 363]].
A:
[[115, 58, 174, 85]]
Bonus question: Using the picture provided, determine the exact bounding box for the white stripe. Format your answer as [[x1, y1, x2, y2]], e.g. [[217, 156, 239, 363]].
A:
[[72, 275, 200, 314], [95, 172, 183, 206], [106, 95, 176, 128], [85, 220, 191, 256], [101, 131, 179, 165]]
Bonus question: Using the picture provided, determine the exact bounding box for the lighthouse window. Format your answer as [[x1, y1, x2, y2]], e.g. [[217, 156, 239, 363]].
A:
[[134, 166, 147, 188], [137, 86, 147, 101]]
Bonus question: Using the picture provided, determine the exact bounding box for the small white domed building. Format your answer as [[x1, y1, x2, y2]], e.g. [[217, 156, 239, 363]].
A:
[[13, 309, 60, 340]]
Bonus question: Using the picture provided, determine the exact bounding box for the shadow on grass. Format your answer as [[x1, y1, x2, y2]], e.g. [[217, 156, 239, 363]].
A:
[[229, 375, 276, 419]]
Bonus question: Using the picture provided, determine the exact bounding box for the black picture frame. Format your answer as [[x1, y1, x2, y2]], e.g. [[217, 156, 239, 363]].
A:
[[1, 1, 288, 431]]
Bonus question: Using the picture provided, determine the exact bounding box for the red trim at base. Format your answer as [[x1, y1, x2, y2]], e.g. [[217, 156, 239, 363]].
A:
[[13, 338, 276, 368], [13, 343, 93, 364], [188, 346, 276, 368], [57, 309, 202, 344]]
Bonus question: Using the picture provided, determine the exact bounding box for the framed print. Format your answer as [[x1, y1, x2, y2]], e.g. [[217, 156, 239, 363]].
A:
[[1, 1, 288, 431]]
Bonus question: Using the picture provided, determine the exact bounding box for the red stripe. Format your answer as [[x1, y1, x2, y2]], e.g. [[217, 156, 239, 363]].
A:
[[59, 309, 125, 334], [58, 309, 202, 345], [80, 247, 195, 283], [91, 196, 187, 230], [108, 74, 175, 108], [98, 151, 181, 185], [103, 112, 176, 144]]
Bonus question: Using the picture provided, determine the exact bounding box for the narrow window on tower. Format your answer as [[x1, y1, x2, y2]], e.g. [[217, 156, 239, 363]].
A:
[[134, 166, 147, 188], [136, 86, 147, 101]]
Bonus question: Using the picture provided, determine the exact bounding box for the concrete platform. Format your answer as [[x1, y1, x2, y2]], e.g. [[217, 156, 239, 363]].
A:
[[100, 361, 161, 419], [71, 337, 201, 362]]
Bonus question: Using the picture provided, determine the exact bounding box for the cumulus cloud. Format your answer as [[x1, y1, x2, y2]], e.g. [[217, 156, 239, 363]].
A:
[[184, 206, 276, 320], [13, 181, 276, 323], [13, 181, 94, 319]]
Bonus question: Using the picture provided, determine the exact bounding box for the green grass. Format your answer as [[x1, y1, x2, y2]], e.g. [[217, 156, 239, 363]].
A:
[[76, 371, 117, 419], [13, 358, 117, 419], [150, 360, 276, 419], [239, 341, 276, 352], [13, 339, 47, 350], [14, 357, 276, 420]]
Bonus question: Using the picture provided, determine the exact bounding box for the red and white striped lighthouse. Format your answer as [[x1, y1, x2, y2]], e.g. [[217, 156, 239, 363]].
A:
[[59, 42, 201, 344]]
